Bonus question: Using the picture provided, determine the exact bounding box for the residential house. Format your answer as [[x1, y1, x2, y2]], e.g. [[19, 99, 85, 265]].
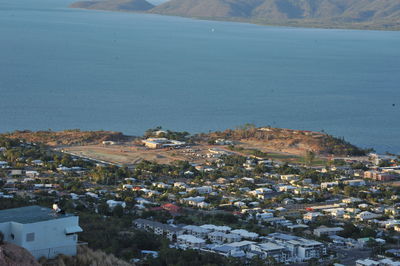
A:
[[106, 200, 126, 209], [133, 219, 184, 241], [356, 211, 381, 221], [313, 226, 344, 237]]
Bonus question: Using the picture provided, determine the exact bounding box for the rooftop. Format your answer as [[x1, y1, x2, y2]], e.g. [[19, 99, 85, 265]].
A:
[[258, 242, 285, 251], [177, 234, 205, 243], [0, 205, 74, 224]]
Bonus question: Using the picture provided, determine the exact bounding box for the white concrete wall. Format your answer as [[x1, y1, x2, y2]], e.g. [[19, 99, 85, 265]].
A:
[[1, 216, 80, 259], [0, 222, 11, 241], [21, 216, 80, 258], [10, 222, 25, 245]]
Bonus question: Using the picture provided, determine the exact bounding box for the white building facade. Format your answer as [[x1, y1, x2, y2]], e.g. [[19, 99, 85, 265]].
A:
[[0, 205, 82, 259]]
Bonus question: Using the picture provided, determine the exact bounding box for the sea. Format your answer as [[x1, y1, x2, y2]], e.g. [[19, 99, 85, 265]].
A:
[[0, 0, 399, 153]]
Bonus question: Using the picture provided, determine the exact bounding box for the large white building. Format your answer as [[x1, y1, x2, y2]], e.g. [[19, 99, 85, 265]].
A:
[[267, 233, 326, 262], [0, 205, 82, 259]]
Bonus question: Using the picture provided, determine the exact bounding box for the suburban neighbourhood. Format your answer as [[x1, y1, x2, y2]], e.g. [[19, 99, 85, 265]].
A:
[[0, 128, 400, 265]]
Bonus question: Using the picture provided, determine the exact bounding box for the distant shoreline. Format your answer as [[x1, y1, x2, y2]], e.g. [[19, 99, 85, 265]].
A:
[[69, 6, 400, 32]]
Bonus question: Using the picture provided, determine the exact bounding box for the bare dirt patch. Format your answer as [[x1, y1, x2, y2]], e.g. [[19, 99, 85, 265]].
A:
[[62, 143, 227, 166]]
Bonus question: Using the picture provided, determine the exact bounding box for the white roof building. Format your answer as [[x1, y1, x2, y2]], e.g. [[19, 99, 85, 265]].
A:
[[356, 211, 381, 221], [200, 224, 231, 232], [313, 226, 344, 237], [230, 229, 259, 240], [106, 200, 126, 209], [177, 235, 205, 248]]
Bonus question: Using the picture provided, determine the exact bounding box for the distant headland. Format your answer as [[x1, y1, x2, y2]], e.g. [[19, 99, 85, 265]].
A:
[[70, 0, 400, 31]]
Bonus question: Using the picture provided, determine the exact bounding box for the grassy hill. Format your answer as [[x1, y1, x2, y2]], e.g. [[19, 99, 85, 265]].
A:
[[71, 0, 400, 30], [202, 126, 370, 156]]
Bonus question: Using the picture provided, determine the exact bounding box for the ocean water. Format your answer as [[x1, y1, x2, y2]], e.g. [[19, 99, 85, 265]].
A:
[[0, 0, 399, 153]]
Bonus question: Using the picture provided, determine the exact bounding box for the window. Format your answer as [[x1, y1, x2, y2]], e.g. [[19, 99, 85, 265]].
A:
[[26, 232, 35, 242]]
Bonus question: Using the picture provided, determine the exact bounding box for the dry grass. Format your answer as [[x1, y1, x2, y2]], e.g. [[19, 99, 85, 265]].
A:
[[63, 143, 220, 166], [3, 130, 129, 146], [40, 246, 133, 266], [0, 242, 40, 266]]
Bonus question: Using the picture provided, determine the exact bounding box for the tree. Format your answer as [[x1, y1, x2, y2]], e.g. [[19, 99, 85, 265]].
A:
[[339, 223, 361, 238], [112, 205, 124, 218], [97, 202, 110, 215], [304, 150, 316, 166], [249, 255, 265, 266]]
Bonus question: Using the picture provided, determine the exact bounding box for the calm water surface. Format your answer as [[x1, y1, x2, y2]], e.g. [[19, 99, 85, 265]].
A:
[[1, 0, 399, 153]]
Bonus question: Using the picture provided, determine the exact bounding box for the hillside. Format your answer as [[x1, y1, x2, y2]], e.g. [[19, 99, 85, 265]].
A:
[[2, 130, 130, 146], [202, 126, 369, 156], [70, 0, 400, 30], [70, 0, 154, 12], [151, 0, 400, 29], [0, 242, 40, 266]]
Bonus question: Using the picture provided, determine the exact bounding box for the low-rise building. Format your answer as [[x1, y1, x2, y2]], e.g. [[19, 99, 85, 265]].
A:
[[303, 212, 323, 222], [321, 181, 339, 189], [313, 226, 344, 237], [343, 179, 366, 187], [133, 219, 184, 240], [106, 200, 126, 209], [177, 235, 205, 248], [230, 229, 259, 240], [356, 211, 381, 221], [254, 242, 291, 263], [183, 225, 210, 238], [267, 233, 326, 262], [208, 231, 241, 244], [364, 171, 397, 181], [0, 206, 82, 259]]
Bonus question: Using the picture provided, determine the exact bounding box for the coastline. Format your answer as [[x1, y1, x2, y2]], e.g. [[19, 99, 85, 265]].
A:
[[69, 5, 400, 32]]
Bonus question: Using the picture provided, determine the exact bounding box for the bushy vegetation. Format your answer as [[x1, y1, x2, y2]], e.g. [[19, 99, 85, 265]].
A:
[[76, 212, 163, 260], [147, 247, 240, 266], [321, 135, 372, 156], [338, 223, 377, 239], [134, 160, 197, 178], [144, 127, 190, 141]]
